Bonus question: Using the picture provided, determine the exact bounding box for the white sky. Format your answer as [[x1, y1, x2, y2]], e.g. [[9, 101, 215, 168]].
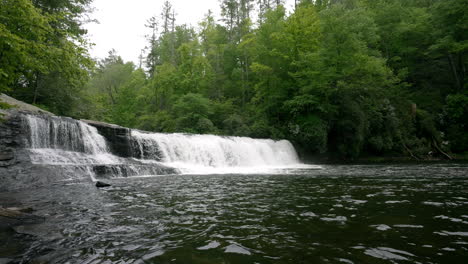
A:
[[84, 0, 296, 64]]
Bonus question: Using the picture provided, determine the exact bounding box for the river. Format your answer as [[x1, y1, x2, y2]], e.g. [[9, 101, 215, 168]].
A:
[[1, 164, 467, 263]]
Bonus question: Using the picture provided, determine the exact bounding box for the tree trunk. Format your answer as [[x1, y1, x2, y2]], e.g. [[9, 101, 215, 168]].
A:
[[108, 85, 115, 104], [403, 143, 419, 160], [32, 73, 40, 105]]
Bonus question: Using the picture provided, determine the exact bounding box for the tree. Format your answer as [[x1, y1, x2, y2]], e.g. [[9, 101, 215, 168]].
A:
[[110, 69, 146, 127], [172, 93, 217, 134], [220, 0, 239, 39], [85, 51, 135, 121], [80, 0, 467, 159], [199, 11, 230, 99], [161, 1, 175, 34], [1, 0, 93, 116]]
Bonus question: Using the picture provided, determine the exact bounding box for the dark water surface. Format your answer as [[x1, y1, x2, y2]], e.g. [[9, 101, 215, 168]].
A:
[[1, 164, 468, 263]]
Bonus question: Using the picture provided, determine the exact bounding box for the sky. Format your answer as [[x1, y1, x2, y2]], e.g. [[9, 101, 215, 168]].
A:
[[84, 0, 296, 64]]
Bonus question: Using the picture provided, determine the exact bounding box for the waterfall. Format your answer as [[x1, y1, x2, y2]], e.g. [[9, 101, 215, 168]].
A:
[[23, 115, 117, 165], [23, 114, 306, 177], [22, 115, 178, 179], [25, 115, 108, 153], [131, 131, 302, 173]]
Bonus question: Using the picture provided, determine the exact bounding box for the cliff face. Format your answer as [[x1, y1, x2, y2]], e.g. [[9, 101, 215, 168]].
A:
[[0, 110, 24, 167], [0, 95, 177, 191], [0, 93, 53, 168], [0, 110, 63, 190], [82, 120, 134, 158]]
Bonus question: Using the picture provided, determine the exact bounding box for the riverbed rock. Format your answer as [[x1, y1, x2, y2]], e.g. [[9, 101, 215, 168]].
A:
[[92, 163, 178, 178], [95, 181, 111, 188], [5, 207, 34, 213], [0, 151, 15, 168], [0, 207, 45, 229]]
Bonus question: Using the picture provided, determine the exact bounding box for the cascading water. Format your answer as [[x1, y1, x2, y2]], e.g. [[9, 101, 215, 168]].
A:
[[22, 115, 178, 179], [22, 114, 309, 178], [131, 131, 304, 174], [24, 115, 117, 165]]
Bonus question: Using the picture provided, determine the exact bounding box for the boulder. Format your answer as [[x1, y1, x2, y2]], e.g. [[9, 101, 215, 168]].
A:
[[95, 181, 111, 188]]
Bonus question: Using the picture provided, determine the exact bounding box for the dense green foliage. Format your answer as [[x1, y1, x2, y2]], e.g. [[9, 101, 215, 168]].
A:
[[2, 0, 467, 159], [0, 0, 93, 115]]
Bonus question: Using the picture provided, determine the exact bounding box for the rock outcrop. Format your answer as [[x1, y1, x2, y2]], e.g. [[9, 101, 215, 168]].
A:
[[82, 119, 133, 157], [0, 94, 53, 115]]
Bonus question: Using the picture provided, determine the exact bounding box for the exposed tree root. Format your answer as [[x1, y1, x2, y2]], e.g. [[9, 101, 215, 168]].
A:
[[403, 143, 420, 160], [432, 138, 453, 160]]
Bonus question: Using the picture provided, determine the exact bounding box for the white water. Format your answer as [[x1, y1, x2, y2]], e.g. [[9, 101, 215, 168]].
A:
[[24, 115, 118, 165], [132, 131, 312, 174], [24, 115, 315, 175]]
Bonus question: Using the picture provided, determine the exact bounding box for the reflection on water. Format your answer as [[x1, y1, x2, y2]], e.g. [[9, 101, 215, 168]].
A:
[[1, 164, 467, 263]]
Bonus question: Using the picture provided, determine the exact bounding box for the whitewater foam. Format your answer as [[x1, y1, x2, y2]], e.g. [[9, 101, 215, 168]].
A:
[[23, 114, 315, 176], [131, 130, 314, 174]]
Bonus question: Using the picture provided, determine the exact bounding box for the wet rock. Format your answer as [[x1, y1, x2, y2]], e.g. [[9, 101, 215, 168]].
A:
[[83, 120, 132, 157], [0, 207, 45, 229], [1, 94, 53, 115], [95, 181, 111, 188], [6, 207, 34, 213], [0, 151, 14, 161], [92, 163, 178, 178]]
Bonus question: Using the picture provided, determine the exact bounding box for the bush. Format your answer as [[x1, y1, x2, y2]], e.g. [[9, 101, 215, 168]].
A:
[[223, 114, 250, 136], [329, 100, 367, 159], [249, 120, 272, 139], [444, 93, 468, 152], [291, 114, 328, 153], [137, 111, 176, 132]]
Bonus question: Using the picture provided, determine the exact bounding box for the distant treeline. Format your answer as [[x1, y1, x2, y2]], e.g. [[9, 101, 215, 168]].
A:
[[1, 0, 466, 159]]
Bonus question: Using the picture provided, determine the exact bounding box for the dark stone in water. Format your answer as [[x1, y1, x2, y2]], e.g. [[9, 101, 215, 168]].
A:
[[95, 181, 111, 188], [0, 207, 44, 229]]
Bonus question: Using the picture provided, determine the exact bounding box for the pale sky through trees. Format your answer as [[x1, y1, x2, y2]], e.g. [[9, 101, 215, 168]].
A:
[[85, 0, 296, 64]]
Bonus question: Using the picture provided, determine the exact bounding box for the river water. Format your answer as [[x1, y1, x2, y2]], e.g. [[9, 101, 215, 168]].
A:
[[1, 164, 467, 263]]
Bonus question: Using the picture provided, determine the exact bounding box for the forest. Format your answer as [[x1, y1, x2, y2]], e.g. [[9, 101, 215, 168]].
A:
[[1, 0, 466, 160]]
